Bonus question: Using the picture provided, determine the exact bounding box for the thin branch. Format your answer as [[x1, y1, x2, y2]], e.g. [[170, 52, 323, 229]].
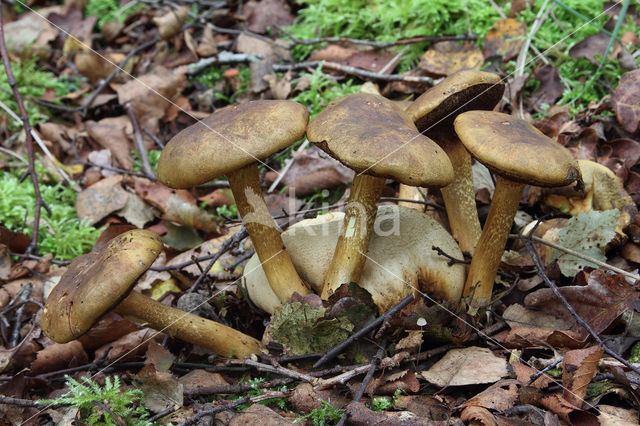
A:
[[125, 104, 155, 179], [0, 8, 49, 255], [273, 61, 434, 84], [313, 294, 414, 368]]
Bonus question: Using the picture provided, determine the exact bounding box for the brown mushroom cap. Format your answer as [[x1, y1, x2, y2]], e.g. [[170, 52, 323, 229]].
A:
[[407, 69, 504, 132], [307, 93, 453, 187], [157, 100, 309, 188], [42, 230, 162, 343], [454, 111, 580, 187]]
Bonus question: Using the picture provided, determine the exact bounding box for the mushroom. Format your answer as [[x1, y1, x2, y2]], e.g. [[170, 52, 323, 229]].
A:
[[454, 111, 580, 314], [306, 93, 454, 299], [243, 205, 466, 314], [42, 230, 262, 358], [157, 101, 311, 303], [406, 69, 505, 254]]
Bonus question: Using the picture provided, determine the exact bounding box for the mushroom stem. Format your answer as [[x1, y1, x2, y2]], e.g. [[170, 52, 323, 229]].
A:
[[321, 174, 386, 299], [227, 163, 310, 302], [463, 176, 524, 314], [115, 291, 262, 358], [398, 184, 427, 211], [438, 134, 481, 255]]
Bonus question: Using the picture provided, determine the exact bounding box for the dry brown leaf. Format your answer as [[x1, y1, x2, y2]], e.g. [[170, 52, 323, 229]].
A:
[[116, 192, 157, 229], [345, 401, 432, 426], [136, 364, 183, 413], [178, 369, 229, 394], [196, 25, 217, 57], [309, 44, 359, 63], [365, 370, 420, 396], [94, 328, 162, 363], [76, 175, 129, 225], [460, 406, 497, 426], [497, 326, 585, 349], [4, 8, 60, 56], [418, 41, 484, 76], [612, 69, 640, 134], [483, 18, 526, 61], [503, 303, 572, 330], [229, 404, 291, 426], [419, 346, 508, 386], [562, 346, 604, 407], [85, 117, 134, 170], [144, 343, 175, 372], [511, 361, 555, 388], [74, 51, 124, 83], [244, 0, 294, 34], [395, 330, 424, 354], [530, 65, 565, 111], [30, 341, 88, 375], [463, 379, 520, 411], [117, 67, 187, 135], [77, 312, 138, 351], [198, 189, 234, 208], [598, 404, 639, 425], [569, 33, 630, 66], [153, 6, 189, 40], [263, 70, 292, 100], [539, 394, 599, 425]]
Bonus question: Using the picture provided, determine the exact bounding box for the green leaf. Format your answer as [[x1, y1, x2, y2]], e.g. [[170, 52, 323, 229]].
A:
[[551, 209, 619, 276]]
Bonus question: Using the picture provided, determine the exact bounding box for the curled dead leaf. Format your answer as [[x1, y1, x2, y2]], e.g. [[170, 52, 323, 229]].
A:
[[418, 41, 484, 76]]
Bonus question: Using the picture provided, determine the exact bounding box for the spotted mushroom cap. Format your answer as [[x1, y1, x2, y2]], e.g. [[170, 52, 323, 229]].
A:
[[42, 230, 163, 343], [454, 111, 580, 187], [406, 69, 504, 133], [306, 93, 453, 187], [157, 100, 309, 188]]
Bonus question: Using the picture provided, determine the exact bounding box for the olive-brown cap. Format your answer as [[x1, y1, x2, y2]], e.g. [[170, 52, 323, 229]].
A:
[[157, 100, 309, 188], [407, 69, 504, 133], [454, 111, 580, 187], [306, 93, 454, 186], [42, 230, 162, 343]]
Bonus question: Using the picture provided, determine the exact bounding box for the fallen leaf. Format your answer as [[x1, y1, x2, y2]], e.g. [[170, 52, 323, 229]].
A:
[[153, 6, 189, 40], [539, 394, 599, 425], [530, 65, 565, 111], [419, 346, 508, 387], [612, 69, 640, 134], [244, 0, 294, 34], [395, 330, 424, 354], [77, 312, 138, 351], [30, 341, 88, 375], [511, 361, 555, 388], [418, 41, 484, 76], [85, 117, 134, 170], [74, 51, 123, 83], [196, 25, 217, 57], [229, 404, 291, 426], [503, 303, 572, 330], [569, 33, 630, 66], [179, 369, 229, 394], [4, 8, 60, 56], [116, 192, 157, 228], [136, 364, 183, 413], [483, 18, 526, 61], [94, 328, 162, 363], [263, 70, 292, 100], [144, 343, 175, 372], [365, 370, 420, 396], [345, 401, 429, 425], [598, 404, 639, 426], [460, 406, 497, 426], [562, 346, 604, 407], [551, 210, 619, 276], [76, 175, 129, 225]]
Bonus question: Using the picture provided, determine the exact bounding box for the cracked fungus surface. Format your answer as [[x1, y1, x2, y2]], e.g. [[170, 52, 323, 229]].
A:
[[306, 93, 453, 187], [454, 111, 580, 187], [157, 100, 309, 188], [42, 230, 162, 343]]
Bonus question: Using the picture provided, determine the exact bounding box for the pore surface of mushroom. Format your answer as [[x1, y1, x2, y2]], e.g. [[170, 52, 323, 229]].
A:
[[42, 230, 262, 358], [406, 69, 504, 254], [157, 100, 311, 303], [454, 111, 579, 314], [243, 205, 465, 314], [307, 93, 454, 299]]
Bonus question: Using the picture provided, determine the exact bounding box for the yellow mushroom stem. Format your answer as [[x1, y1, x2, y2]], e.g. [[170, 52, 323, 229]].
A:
[[397, 184, 427, 211], [321, 174, 385, 299], [463, 175, 524, 315], [116, 291, 262, 358], [227, 163, 311, 302], [437, 133, 481, 255]]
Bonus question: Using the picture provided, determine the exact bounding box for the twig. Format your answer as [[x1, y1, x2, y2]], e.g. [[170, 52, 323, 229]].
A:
[[9, 284, 31, 347], [276, 26, 477, 48], [520, 234, 640, 376], [91, 400, 126, 426], [336, 342, 386, 426], [125, 105, 155, 179], [432, 245, 469, 266], [242, 359, 318, 384], [225, 250, 254, 272], [268, 139, 309, 193], [526, 356, 562, 386], [183, 377, 293, 396], [0, 11, 49, 255], [0, 396, 42, 407], [313, 294, 415, 368], [273, 61, 434, 84], [148, 407, 177, 423], [142, 126, 165, 148], [511, 233, 640, 282], [186, 51, 264, 75]]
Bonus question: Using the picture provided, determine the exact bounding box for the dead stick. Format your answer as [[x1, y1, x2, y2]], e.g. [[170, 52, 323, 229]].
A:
[[520, 234, 640, 376], [313, 294, 414, 368], [0, 8, 50, 255], [273, 61, 434, 84], [125, 104, 155, 179]]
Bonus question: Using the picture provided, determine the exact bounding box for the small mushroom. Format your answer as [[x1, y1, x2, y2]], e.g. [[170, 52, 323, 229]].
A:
[[42, 230, 262, 358], [243, 205, 465, 314], [157, 101, 311, 303], [454, 111, 580, 314], [406, 70, 505, 254], [307, 93, 454, 299]]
